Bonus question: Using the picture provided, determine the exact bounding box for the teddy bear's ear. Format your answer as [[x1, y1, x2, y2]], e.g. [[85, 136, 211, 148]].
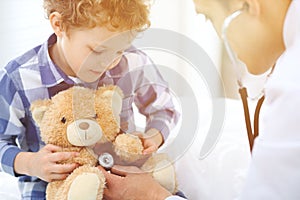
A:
[[30, 99, 52, 126], [110, 88, 123, 120], [98, 86, 123, 125]]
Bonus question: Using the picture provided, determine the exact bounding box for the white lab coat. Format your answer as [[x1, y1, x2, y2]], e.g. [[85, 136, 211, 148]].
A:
[[168, 0, 300, 199], [240, 0, 300, 199]]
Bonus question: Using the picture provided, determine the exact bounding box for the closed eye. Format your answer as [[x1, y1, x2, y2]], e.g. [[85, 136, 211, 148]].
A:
[[92, 49, 103, 55]]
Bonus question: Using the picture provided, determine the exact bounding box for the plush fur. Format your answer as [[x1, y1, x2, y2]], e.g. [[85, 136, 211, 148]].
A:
[[30, 85, 123, 200], [31, 85, 177, 199]]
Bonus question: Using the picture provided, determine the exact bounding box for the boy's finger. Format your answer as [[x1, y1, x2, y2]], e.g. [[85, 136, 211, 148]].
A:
[[130, 131, 144, 138], [52, 163, 78, 174], [50, 152, 79, 162], [49, 173, 69, 182], [143, 146, 156, 154], [44, 144, 62, 152]]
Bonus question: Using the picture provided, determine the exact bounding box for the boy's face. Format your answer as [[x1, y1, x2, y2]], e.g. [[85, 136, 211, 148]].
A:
[[56, 27, 135, 82]]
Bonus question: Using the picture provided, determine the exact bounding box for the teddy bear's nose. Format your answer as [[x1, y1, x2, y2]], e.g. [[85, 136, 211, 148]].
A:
[[79, 122, 90, 130]]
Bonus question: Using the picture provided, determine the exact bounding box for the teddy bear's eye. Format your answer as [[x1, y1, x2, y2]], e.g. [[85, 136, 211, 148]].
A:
[[61, 117, 66, 124]]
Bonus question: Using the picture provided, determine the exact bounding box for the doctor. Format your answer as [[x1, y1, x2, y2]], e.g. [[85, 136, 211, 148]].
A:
[[99, 0, 300, 199]]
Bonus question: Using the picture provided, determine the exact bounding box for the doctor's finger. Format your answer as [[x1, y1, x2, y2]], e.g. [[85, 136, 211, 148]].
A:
[[111, 165, 144, 176], [103, 187, 115, 200], [97, 166, 123, 184]]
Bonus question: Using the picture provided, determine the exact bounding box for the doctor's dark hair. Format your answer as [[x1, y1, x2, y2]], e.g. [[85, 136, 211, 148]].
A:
[[43, 0, 151, 32]]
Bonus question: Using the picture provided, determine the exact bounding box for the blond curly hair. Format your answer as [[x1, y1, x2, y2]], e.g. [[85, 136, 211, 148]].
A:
[[44, 0, 151, 32]]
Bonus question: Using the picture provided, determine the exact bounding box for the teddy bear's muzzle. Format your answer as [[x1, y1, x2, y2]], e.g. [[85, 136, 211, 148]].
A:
[[67, 119, 103, 146]]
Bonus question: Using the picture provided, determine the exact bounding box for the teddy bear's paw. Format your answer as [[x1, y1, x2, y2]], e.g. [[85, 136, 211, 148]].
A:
[[66, 166, 105, 200], [114, 134, 144, 162], [68, 173, 100, 200], [141, 154, 178, 194]]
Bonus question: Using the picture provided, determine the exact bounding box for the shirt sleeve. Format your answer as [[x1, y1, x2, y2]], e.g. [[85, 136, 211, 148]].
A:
[[132, 52, 180, 140], [0, 69, 25, 176]]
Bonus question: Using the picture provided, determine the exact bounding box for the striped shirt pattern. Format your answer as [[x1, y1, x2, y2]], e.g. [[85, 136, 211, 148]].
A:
[[0, 34, 179, 199]]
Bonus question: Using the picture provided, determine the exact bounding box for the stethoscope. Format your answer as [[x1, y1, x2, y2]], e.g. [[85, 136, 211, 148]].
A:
[[221, 9, 274, 153]]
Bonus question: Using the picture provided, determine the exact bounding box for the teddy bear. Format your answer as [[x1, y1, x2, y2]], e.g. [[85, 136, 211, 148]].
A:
[[30, 85, 177, 200]]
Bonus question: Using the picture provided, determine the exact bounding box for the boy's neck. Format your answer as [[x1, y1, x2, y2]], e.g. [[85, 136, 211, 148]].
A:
[[48, 42, 76, 77]]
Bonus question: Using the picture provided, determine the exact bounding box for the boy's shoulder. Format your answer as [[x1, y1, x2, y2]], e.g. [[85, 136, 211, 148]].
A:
[[3, 34, 56, 75], [123, 45, 152, 66], [4, 45, 43, 74], [0, 43, 48, 93], [125, 45, 146, 56]]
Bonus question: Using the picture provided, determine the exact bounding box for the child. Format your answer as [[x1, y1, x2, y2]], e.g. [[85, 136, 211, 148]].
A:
[[0, 0, 179, 199], [99, 0, 300, 199]]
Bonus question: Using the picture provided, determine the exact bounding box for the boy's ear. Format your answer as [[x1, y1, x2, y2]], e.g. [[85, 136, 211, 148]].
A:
[[244, 0, 260, 16], [30, 99, 51, 126], [49, 12, 63, 37]]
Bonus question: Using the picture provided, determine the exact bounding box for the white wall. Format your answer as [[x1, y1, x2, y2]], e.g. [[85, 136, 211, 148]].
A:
[[150, 0, 221, 67], [140, 0, 223, 101], [0, 1, 52, 67]]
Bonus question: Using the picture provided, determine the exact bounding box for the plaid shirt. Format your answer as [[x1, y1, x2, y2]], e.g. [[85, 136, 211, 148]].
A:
[[0, 34, 179, 199]]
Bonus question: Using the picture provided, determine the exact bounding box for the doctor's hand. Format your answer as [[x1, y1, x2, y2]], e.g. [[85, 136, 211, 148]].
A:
[[98, 165, 171, 200]]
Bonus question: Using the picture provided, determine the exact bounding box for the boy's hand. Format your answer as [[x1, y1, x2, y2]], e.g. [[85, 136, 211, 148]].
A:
[[133, 128, 164, 155], [15, 144, 79, 182]]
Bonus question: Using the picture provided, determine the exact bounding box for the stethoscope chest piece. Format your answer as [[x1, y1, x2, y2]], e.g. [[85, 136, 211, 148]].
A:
[[99, 152, 114, 170]]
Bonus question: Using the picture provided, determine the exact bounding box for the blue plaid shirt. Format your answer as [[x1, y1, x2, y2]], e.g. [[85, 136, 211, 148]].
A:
[[0, 34, 179, 199]]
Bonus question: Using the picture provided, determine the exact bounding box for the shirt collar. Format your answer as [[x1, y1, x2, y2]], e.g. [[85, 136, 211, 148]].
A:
[[283, 0, 300, 48], [38, 34, 75, 87]]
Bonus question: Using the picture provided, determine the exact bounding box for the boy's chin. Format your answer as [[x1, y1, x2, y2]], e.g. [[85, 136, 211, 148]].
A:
[[78, 76, 101, 85]]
